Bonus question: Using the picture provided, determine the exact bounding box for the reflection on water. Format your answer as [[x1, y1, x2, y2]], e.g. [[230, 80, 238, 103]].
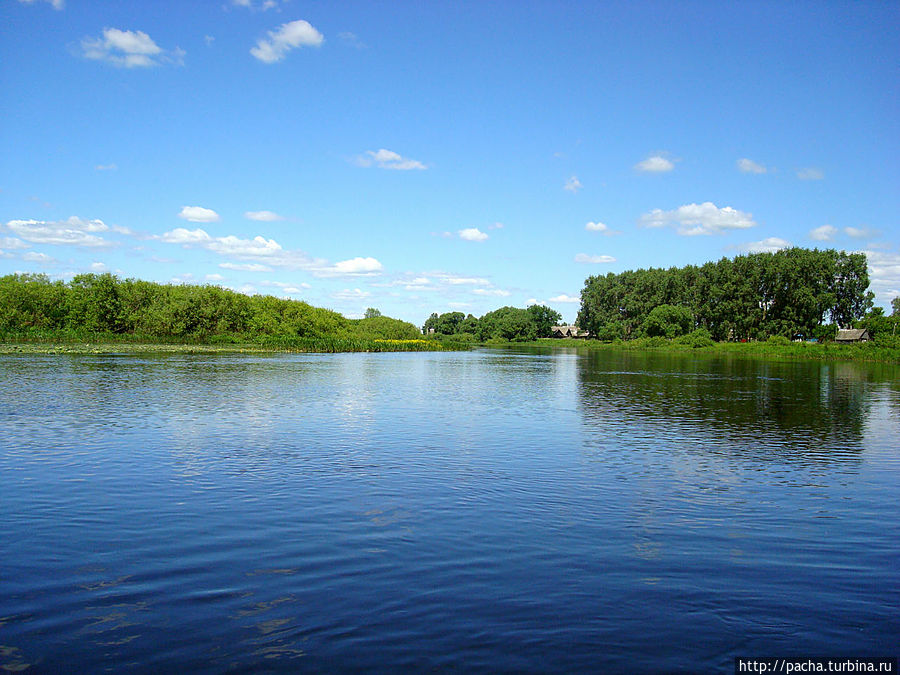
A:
[[1, 349, 898, 673]]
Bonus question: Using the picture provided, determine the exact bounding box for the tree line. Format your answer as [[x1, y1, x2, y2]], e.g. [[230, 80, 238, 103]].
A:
[[577, 248, 874, 341], [423, 304, 562, 342], [0, 273, 421, 341]]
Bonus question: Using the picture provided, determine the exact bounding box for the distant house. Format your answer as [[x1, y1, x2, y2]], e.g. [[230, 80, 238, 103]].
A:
[[834, 328, 870, 343], [550, 325, 587, 338]]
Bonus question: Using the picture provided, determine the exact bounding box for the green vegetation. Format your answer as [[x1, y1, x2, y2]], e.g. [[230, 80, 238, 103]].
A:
[[578, 248, 873, 341], [0, 273, 442, 353], [422, 304, 562, 343]]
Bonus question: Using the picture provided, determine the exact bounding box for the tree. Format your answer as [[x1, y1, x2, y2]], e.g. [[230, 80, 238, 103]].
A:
[[526, 304, 562, 337], [891, 296, 900, 317], [642, 304, 693, 338], [364, 307, 382, 319]]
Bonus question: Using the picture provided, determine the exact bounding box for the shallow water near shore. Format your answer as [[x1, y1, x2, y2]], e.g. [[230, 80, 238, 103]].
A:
[[2, 348, 898, 673]]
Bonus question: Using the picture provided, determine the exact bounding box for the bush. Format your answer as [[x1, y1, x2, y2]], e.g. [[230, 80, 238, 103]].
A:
[[674, 328, 715, 348], [767, 334, 790, 346]]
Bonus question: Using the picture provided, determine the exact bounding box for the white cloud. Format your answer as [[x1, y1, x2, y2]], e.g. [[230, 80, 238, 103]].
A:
[[17, 0, 64, 10], [4, 217, 115, 247], [844, 226, 877, 239], [864, 249, 900, 307], [488, 222, 504, 230], [161, 228, 284, 259], [459, 228, 488, 242], [95, 163, 118, 171], [206, 273, 225, 282], [564, 176, 582, 193], [448, 302, 471, 309], [354, 148, 427, 170], [233, 0, 280, 9], [739, 237, 792, 253], [158, 227, 384, 278], [244, 210, 284, 222], [219, 262, 273, 272], [0, 237, 30, 251], [585, 221, 609, 233], [81, 28, 184, 68], [251, 20, 324, 63], [90, 261, 108, 271], [635, 155, 674, 173], [575, 253, 616, 264], [473, 288, 511, 297], [331, 257, 383, 276], [797, 167, 824, 180], [332, 288, 370, 301], [22, 251, 55, 264], [810, 225, 838, 241], [737, 158, 767, 174], [640, 202, 756, 236], [434, 273, 490, 286], [549, 294, 580, 303], [178, 206, 220, 223]]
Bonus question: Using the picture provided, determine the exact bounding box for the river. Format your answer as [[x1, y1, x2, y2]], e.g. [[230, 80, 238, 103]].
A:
[[1, 348, 898, 673]]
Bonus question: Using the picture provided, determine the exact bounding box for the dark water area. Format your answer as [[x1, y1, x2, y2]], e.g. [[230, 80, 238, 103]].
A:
[[1, 349, 898, 673]]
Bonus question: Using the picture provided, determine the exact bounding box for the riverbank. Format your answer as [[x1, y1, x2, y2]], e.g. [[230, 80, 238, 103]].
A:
[[0, 336, 446, 355], [504, 336, 900, 363]]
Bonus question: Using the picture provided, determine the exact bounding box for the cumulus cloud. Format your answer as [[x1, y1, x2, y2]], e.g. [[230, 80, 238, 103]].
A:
[[635, 155, 674, 173], [160, 228, 283, 257], [575, 253, 616, 264], [3, 217, 115, 247], [354, 148, 427, 170], [739, 237, 792, 254], [584, 221, 610, 234], [159, 226, 384, 278], [330, 257, 383, 276], [473, 288, 511, 297], [332, 288, 370, 301], [81, 28, 184, 68], [549, 294, 580, 303], [563, 176, 582, 193], [864, 249, 900, 307], [22, 251, 55, 264], [233, 0, 280, 9], [206, 273, 225, 282], [459, 228, 488, 242], [219, 262, 273, 272], [737, 158, 767, 174], [640, 202, 756, 236], [244, 210, 284, 222], [251, 20, 324, 63], [844, 226, 877, 239], [810, 225, 838, 241], [90, 261, 108, 271], [797, 167, 824, 180], [178, 206, 220, 223], [1, 237, 30, 251], [433, 273, 490, 286], [17, 0, 64, 10]]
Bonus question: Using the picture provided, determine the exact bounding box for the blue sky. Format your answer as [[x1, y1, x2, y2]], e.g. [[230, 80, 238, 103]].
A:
[[2, 0, 898, 325]]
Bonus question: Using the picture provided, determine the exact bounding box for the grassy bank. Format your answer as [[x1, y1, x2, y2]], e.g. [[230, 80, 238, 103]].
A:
[[510, 336, 900, 363], [0, 331, 447, 354]]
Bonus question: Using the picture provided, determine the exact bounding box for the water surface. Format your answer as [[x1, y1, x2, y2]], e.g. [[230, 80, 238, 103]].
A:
[[1, 349, 898, 673]]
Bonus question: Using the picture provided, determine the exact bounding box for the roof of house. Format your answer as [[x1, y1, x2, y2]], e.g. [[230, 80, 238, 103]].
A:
[[835, 328, 870, 341]]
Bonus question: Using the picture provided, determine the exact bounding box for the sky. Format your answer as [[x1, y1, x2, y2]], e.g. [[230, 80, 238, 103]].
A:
[[1, 0, 898, 326]]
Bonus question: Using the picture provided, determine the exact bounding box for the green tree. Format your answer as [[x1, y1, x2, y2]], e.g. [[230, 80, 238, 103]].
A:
[[526, 304, 562, 338], [642, 304, 693, 338], [364, 307, 382, 319]]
